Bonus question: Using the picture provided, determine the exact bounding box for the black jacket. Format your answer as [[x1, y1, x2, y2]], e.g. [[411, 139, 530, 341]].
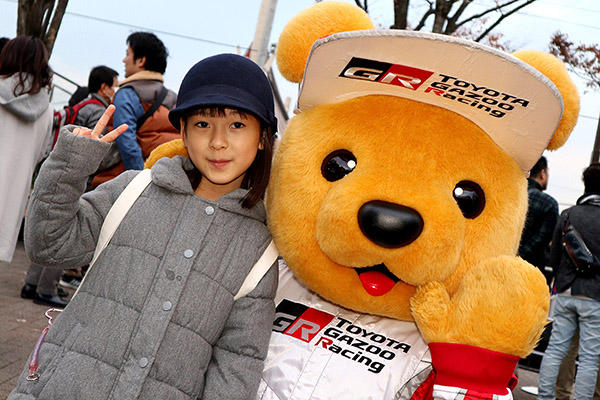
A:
[[518, 179, 558, 269], [552, 194, 600, 301]]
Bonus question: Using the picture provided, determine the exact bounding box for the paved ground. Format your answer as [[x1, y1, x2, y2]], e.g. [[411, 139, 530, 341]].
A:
[[0, 241, 541, 399], [0, 242, 76, 398]]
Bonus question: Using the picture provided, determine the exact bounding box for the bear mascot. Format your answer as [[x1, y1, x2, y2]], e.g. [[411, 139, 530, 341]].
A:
[[146, 2, 579, 399], [256, 2, 579, 399]]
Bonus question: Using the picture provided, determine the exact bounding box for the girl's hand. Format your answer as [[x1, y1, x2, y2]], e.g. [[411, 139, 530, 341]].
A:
[[72, 104, 128, 143]]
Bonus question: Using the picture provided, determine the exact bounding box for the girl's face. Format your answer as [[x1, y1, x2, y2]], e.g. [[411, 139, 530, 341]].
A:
[[182, 108, 263, 200]]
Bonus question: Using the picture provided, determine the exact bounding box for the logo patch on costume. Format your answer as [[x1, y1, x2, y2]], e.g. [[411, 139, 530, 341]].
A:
[[423, 73, 530, 119], [339, 57, 531, 120], [272, 299, 413, 374], [340, 57, 433, 90], [273, 299, 334, 342]]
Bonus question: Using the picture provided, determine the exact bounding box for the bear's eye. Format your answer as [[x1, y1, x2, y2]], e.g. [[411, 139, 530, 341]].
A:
[[453, 180, 485, 219], [321, 150, 357, 182]]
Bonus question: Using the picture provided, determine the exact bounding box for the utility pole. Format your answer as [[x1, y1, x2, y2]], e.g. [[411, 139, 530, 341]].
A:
[[591, 112, 600, 164], [250, 0, 278, 68]]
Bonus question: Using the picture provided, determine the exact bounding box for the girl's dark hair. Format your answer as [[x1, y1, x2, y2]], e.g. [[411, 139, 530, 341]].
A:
[[183, 107, 275, 209], [0, 36, 52, 96]]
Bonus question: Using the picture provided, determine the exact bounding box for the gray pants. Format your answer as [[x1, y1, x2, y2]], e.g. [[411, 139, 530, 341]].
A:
[[25, 263, 62, 295], [556, 329, 600, 400]]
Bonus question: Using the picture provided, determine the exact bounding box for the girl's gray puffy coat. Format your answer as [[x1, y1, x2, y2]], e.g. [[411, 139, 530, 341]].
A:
[[9, 127, 277, 400]]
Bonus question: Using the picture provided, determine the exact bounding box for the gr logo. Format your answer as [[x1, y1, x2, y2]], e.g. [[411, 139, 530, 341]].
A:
[[273, 300, 335, 343], [340, 57, 434, 90]]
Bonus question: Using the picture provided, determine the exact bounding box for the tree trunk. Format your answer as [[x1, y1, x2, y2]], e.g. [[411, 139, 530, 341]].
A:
[[391, 0, 409, 30], [16, 0, 68, 57], [432, 0, 452, 33]]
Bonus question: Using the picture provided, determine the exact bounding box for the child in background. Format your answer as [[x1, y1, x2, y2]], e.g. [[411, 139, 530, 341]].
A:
[[9, 54, 278, 400]]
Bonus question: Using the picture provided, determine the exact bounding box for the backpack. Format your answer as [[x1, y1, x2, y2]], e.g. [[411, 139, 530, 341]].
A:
[[51, 98, 104, 148], [562, 208, 600, 278]]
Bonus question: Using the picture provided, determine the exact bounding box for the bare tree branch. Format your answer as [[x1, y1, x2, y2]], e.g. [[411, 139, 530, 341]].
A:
[[549, 31, 600, 90], [44, 0, 68, 54], [355, 0, 368, 13], [40, 1, 53, 36], [455, 0, 521, 29], [415, 8, 435, 31], [445, 0, 472, 34], [475, 0, 536, 42]]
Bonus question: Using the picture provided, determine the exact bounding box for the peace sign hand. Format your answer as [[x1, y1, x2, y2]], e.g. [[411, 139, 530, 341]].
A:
[[72, 104, 128, 143]]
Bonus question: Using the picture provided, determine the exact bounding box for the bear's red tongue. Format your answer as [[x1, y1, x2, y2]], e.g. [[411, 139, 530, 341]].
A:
[[359, 271, 396, 296]]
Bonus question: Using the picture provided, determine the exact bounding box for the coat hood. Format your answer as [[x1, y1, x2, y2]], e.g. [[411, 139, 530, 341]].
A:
[[0, 74, 51, 122]]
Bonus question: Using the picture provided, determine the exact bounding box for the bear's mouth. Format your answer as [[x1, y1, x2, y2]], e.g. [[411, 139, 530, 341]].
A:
[[354, 263, 400, 296]]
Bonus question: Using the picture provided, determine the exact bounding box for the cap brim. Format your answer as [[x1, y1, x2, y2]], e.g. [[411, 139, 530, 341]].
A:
[[298, 30, 563, 172], [169, 84, 276, 131]]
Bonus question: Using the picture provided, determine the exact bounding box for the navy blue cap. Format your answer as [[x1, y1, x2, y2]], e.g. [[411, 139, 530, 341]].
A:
[[169, 54, 277, 132]]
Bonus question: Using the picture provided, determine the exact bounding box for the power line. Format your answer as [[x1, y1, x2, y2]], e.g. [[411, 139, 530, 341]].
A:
[[536, 1, 600, 15], [452, 0, 600, 31], [0, 0, 258, 51], [515, 11, 600, 31], [581, 114, 599, 121], [468, 0, 600, 16], [64, 10, 257, 51]]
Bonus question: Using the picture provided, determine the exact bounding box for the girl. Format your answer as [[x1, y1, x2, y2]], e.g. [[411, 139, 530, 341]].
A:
[[9, 54, 278, 400]]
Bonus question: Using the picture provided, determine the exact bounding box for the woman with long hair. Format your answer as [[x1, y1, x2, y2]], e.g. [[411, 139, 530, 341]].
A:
[[0, 36, 54, 263]]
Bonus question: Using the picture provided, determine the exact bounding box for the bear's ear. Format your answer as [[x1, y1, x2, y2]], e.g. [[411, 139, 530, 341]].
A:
[[144, 139, 188, 169], [276, 1, 374, 83], [512, 50, 580, 150]]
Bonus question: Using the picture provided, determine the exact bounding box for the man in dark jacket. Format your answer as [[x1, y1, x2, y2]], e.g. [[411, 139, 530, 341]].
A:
[[74, 65, 118, 129], [537, 163, 600, 400], [519, 156, 559, 284]]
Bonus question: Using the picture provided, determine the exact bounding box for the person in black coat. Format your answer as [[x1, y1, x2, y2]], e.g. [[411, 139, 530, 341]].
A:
[[538, 163, 600, 400]]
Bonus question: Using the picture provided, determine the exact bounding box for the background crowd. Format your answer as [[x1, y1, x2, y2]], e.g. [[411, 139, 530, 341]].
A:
[[518, 157, 600, 399], [0, 32, 179, 308]]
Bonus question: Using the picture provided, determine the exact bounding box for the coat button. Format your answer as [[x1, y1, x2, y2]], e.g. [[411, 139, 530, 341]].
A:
[[162, 301, 172, 311], [183, 249, 194, 258], [205, 206, 215, 215], [139, 357, 149, 368]]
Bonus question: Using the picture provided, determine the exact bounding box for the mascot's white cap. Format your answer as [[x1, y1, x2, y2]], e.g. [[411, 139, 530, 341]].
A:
[[297, 30, 564, 172]]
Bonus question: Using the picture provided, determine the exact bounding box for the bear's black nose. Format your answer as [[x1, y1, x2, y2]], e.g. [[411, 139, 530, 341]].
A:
[[358, 200, 424, 248]]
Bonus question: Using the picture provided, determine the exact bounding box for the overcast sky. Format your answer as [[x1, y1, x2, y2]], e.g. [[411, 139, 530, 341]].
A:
[[1, 0, 598, 208]]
